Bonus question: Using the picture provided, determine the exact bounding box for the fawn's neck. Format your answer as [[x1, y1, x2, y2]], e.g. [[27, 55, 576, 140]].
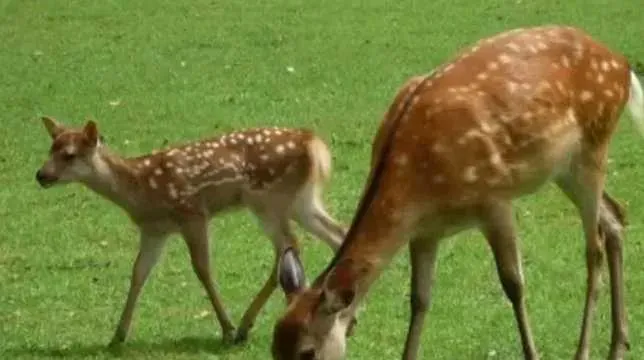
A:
[[81, 147, 146, 215]]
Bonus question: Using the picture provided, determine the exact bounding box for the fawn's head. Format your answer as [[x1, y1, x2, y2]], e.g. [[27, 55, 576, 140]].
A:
[[272, 254, 360, 360], [36, 116, 104, 188]]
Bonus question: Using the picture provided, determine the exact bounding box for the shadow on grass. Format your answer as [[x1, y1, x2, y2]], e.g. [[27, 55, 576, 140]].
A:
[[4, 336, 246, 358]]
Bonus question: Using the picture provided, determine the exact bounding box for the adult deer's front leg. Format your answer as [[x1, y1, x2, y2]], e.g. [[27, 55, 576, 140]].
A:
[[109, 228, 168, 347], [402, 237, 439, 360], [180, 217, 235, 342], [480, 201, 538, 360]]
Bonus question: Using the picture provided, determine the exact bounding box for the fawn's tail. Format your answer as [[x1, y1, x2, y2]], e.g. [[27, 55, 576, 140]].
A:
[[306, 136, 333, 183]]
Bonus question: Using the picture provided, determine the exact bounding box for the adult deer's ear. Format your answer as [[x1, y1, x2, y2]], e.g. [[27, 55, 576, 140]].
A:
[[318, 259, 360, 315], [42, 116, 65, 139], [277, 247, 307, 303]]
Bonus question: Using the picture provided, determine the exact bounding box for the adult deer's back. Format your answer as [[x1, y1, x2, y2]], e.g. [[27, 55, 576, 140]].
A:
[[271, 26, 644, 360]]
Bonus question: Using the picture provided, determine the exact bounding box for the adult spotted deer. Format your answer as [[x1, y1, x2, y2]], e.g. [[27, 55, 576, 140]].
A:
[[271, 25, 644, 360], [35, 117, 347, 345]]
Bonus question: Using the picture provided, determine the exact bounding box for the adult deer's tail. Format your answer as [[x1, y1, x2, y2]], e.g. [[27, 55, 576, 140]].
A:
[[627, 70, 644, 137]]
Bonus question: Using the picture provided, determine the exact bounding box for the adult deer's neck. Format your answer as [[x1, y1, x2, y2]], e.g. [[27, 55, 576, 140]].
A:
[[313, 188, 416, 302], [81, 146, 146, 214]]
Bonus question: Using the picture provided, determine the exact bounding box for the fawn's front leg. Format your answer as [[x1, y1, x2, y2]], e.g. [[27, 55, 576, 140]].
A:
[[109, 227, 168, 347], [180, 216, 236, 342]]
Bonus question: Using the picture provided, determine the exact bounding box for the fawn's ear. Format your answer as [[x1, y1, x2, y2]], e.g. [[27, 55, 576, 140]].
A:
[[318, 259, 361, 315], [277, 247, 307, 303], [41, 116, 64, 139], [83, 120, 99, 147]]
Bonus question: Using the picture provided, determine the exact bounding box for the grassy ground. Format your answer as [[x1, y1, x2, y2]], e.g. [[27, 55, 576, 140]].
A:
[[2, 0, 644, 359]]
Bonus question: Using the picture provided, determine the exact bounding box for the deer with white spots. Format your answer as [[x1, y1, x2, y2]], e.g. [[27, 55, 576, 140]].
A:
[[271, 26, 644, 360], [35, 117, 347, 345]]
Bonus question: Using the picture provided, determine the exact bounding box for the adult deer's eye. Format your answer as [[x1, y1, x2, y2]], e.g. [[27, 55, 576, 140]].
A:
[[299, 349, 315, 360]]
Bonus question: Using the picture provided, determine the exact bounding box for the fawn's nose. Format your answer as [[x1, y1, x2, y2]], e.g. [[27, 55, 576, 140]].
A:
[[36, 170, 55, 187]]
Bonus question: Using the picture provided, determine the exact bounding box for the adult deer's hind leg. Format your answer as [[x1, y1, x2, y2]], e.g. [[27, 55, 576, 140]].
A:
[[599, 192, 630, 360], [555, 146, 610, 360]]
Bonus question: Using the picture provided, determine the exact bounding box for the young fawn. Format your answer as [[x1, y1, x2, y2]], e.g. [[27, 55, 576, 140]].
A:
[[35, 117, 347, 345], [271, 25, 644, 360]]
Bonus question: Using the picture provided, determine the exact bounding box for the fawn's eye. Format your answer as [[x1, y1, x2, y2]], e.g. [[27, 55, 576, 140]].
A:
[[299, 349, 315, 360]]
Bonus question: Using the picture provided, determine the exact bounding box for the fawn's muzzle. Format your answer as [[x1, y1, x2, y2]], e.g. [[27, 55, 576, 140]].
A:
[[36, 170, 57, 187]]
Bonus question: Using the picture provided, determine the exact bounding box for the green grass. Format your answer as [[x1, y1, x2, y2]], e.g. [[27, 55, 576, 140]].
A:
[[2, 0, 644, 359]]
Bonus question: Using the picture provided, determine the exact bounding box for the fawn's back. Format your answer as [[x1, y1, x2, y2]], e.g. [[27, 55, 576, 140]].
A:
[[129, 127, 321, 215]]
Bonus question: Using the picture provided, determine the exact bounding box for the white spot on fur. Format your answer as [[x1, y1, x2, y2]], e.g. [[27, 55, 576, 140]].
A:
[[168, 184, 178, 199], [561, 55, 571, 68], [154, 168, 163, 176], [580, 90, 594, 102], [463, 166, 478, 183], [507, 81, 518, 92], [394, 154, 409, 166], [506, 42, 521, 52], [521, 112, 534, 121], [287, 141, 296, 149], [148, 178, 158, 189], [556, 81, 566, 93], [498, 53, 512, 64], [275, 144, 285, 154], [597, 73, 605, 84], [477, 72, 489, 81]]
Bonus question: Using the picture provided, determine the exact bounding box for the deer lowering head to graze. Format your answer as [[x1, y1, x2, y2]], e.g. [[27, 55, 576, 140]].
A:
[[35, 117, 347, 345], [271, 25, 644, 360]]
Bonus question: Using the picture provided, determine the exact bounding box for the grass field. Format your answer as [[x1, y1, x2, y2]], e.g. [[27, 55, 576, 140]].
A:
[[2, 1, 644, 359]]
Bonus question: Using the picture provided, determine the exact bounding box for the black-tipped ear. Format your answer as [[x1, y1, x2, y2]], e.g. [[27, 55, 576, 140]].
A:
[[277, 247, 307, 301], [83, 120, 99, 146]]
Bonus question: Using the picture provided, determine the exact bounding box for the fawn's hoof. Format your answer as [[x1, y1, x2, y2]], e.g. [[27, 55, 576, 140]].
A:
[[233, 329, 249, 344], [108, 331, 125, 349], [346, 317, 358, 337], [222, 328, 237, 344]]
